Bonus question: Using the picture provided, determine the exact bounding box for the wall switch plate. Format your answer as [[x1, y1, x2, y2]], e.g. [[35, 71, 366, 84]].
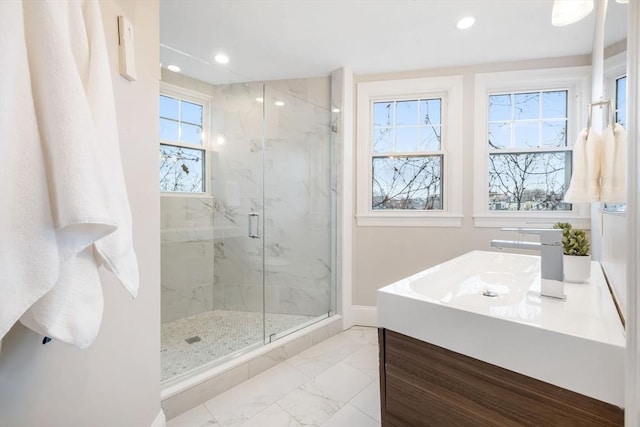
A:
[[117, 16, 137, 81]]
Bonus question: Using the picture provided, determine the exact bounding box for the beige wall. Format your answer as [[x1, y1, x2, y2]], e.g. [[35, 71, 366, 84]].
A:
[[352, 56, 591, 306], [0, 1, 161, 426]]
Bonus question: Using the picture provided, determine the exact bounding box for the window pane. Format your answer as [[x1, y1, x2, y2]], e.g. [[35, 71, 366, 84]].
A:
[[541, 120, 567, 147], [181, 123, 203, 145], [160, 144, 205, 193], [395, 127, 419, 152], [616, 76, 627, 127], [160, 118, 179, 141], [181, 101, 203, 125], [373, 127, 393, 153], [160, 95, 179, 120], [488, 151, 571, 211], [373, 102, 393, 127], [542, 91, 567, 118], [489, 94, 511, 121], [420, 99, 441, 125], [372, 156, 442, 210], [396, 101, 418, 126], [420, 126, 441, 151], [488, 122, 510, 149], [514, 92, 539, 120], [514, 122, 539, 148]]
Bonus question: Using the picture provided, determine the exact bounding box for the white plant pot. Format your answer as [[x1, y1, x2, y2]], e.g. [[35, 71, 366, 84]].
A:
[[563, 255, 591, 283]]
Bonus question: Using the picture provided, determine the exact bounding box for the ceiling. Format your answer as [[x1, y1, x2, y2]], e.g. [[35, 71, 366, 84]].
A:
[[159, 0, 628, 85]]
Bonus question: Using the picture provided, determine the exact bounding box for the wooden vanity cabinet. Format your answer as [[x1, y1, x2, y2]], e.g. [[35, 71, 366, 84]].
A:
[[378, 328, 624, 426]]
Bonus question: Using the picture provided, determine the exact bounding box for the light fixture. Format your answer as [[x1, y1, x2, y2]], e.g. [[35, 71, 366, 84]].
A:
[[216, 135, 225, 145], [331, 107, 341, 113], [616, 0, 628, 3], [256, 97, 264, 103], [167, 64, 181, 73], [274, 101, 285, 107], [552, 0, 594, 26], [214, 53, 230, 64], [456, 16, 475, 30]]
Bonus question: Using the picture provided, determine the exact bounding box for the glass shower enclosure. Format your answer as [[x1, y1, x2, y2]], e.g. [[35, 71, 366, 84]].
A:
[[160, 81, 334, 383]]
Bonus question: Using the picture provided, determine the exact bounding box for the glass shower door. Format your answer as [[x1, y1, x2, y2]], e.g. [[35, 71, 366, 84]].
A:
[[209, 82, 266, 357], [262, 86, 334, 342]]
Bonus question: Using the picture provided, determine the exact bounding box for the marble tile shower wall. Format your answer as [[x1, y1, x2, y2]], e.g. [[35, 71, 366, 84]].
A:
[[161, 197, 216, 323], [160, 75, 334, 324]]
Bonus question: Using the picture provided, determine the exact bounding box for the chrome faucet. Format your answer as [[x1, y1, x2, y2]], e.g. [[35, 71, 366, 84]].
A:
[[491, 228, 565, 299]]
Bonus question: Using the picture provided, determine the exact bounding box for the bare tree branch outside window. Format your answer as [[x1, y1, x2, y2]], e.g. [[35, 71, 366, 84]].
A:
[[487, 90, 571, 211], [159, 94, 206, 193], [160, 145, 205, 192], [371, 98, 443, 210]]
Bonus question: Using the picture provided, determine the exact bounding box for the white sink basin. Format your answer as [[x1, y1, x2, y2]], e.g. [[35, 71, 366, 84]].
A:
[[377, 250, 626, 407]]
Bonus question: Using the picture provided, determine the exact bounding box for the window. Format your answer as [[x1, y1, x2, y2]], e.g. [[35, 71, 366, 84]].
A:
[[159, 84, 211, 194], [372, 99, 443, 210], [357, 76, 463, 226], [615, 75, 627, 128], [487, 90, 571, 212], [473, 67, 591, 228]]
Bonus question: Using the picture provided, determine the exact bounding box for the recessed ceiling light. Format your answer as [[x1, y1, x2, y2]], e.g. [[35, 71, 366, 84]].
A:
[[214, 53, 230, 64], [616, 0, 628, 3], [167, 64, 181, 73], [274, 101, 285, 107], [256, 97, 264, 103], [331, 107, 341, 113], [456, 16, 475, 30]]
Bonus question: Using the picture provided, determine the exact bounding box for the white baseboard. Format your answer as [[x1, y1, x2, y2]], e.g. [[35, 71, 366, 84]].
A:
[[352, 305, 377, 327], [151, 410, 166, 427]]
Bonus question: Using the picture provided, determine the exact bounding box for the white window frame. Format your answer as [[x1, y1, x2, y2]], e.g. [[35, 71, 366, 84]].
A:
[[473, 67, 591, 228], [603, 51, 627, 215], [160, 82, 213, 197], [356, 76, 463, 227]]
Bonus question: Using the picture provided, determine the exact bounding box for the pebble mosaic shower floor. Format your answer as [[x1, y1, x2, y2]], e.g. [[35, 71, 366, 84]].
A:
[[161, 310, 316, 382]]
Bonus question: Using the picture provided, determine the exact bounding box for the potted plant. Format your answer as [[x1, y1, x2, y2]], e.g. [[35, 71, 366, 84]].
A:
[[552, 222, 591, 283]]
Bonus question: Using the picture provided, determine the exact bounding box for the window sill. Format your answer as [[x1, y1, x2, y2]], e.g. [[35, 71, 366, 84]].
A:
[[356, 213, 463, 227], [473, 214, 590, 229], [161, 192, 213, 199]]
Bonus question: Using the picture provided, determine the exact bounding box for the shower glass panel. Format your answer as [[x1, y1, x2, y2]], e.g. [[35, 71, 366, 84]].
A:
[[262, 87, 334, 342]]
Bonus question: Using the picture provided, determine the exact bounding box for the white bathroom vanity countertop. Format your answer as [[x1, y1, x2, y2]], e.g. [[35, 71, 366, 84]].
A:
[[377, 250, 626, 407]]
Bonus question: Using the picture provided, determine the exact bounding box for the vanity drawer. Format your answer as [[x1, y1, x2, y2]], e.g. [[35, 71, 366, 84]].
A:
[[379, 328, 623, 426]]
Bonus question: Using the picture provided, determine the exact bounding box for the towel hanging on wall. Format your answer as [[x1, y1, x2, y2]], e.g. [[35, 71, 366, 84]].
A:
[[564, 99, 627, 204], [563, 128, 603, 203], [0, 0, 139, 349]]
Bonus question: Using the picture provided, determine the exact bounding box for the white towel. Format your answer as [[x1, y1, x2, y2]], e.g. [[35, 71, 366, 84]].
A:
[[0, 0, 61, 344], [564, 128, 603, 203], [0, 0, 139, 348], [600, 124, 627, 203]]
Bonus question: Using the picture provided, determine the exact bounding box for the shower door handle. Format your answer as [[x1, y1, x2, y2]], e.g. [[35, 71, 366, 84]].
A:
[[248, 213, 260, 239]]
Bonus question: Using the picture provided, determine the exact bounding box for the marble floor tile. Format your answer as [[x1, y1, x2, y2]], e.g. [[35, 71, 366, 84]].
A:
[[349, 379, 381, 422], [203, 361, 309, 426], [275, 384, 341, 426], [242, 403, 302, 427], [278, 362, 374, 425], [342, 343, 380, 378], [340, 326, 379, 346], [165, 405, 219, 427], [285, 331, 368, 377], [321, 403, 380, 427]]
